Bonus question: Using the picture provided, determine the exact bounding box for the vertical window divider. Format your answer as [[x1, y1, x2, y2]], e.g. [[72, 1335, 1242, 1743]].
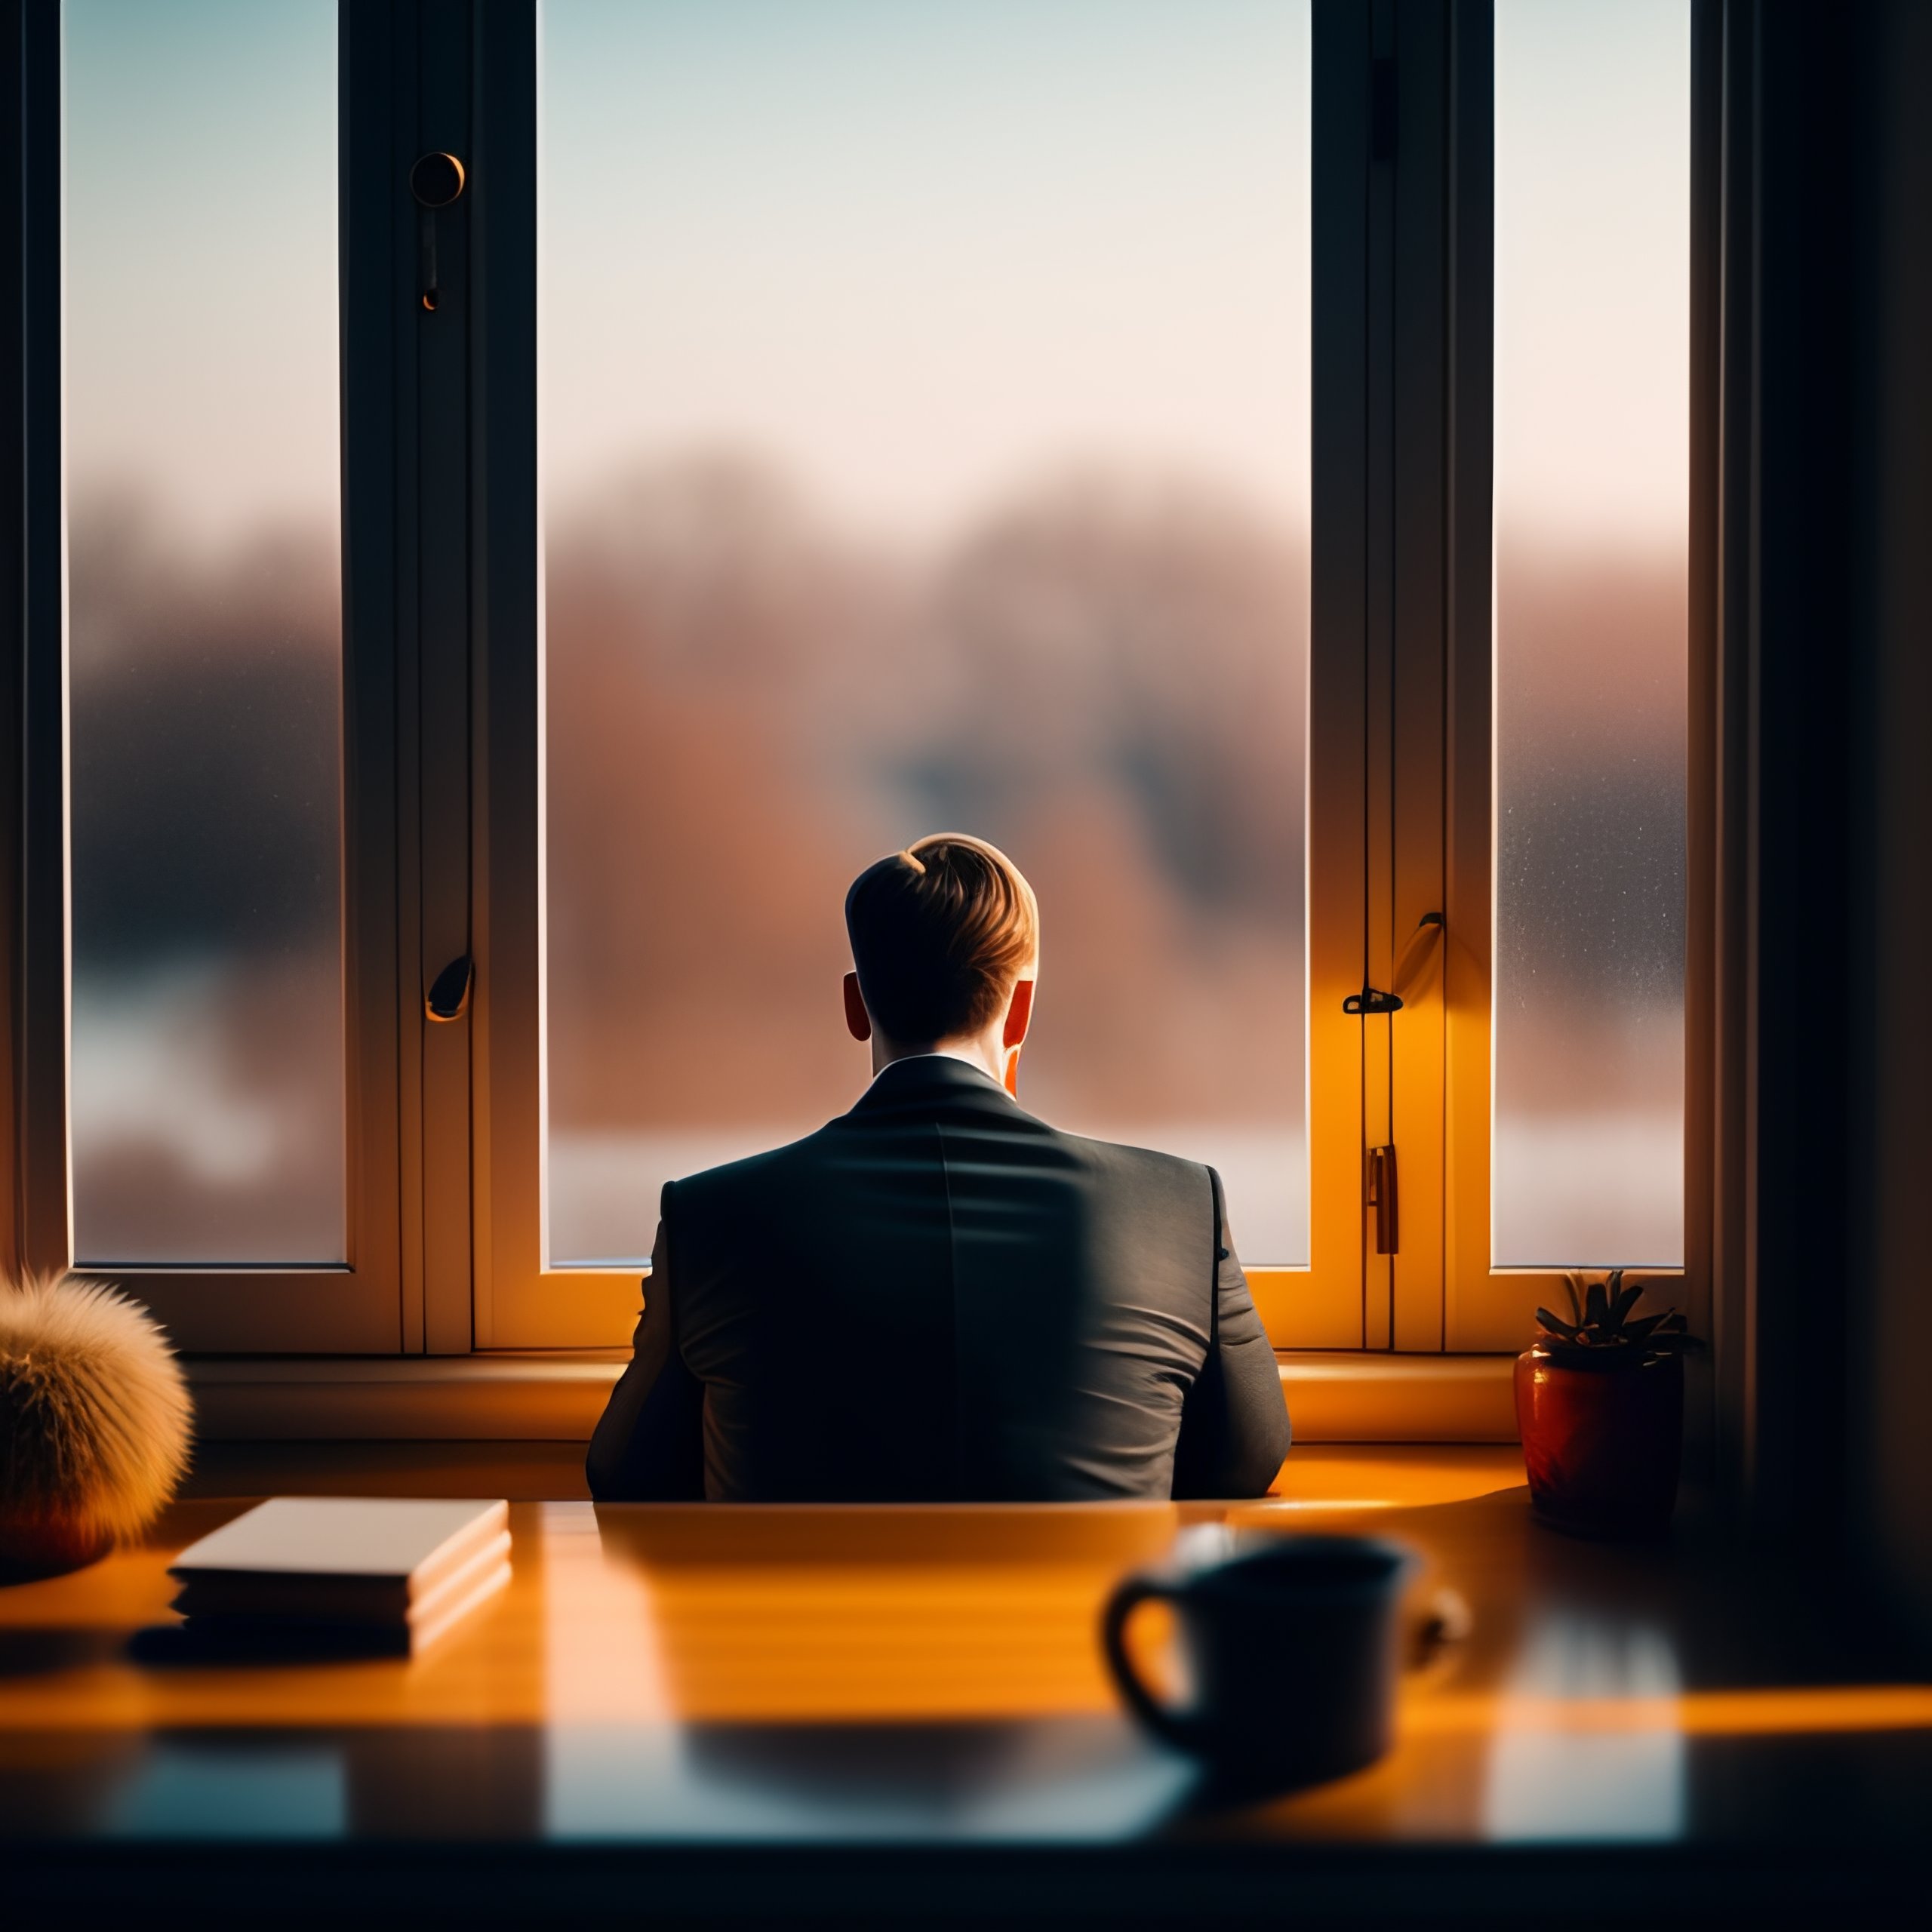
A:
[[1296, 0, 1374, 1349], [409, 0, 479, 1353], [1362, 0, 1398, 1352], [468, 0, 629, 1348], [1682, 0, 1722, 1475], [1441, 0, 1496, 1349], [1387, 0, 1455, 1355], [352, 0, 500, 1358], [469, 0, 568, 1349], [5, 0, 68, 1284], [344, 0, 416, 1348], [1305, 0, 1492, 1355]]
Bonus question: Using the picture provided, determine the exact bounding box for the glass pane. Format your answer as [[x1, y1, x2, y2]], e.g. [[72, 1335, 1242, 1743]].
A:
[[542, 0, 1310, 1265], [1492, 0, 1689, 1267], [64, 0, 345, 1263]]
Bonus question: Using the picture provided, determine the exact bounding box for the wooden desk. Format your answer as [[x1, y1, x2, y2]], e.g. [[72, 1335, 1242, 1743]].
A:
[[5, 1468, 1929, 1922]]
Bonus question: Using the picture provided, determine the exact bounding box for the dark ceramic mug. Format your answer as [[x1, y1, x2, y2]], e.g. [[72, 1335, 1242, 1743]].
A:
[[1103, 1534, 1416, 1788]]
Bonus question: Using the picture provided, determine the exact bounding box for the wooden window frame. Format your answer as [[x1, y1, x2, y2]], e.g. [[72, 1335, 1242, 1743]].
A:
[[1268, 0, 1524, 1353], [1271, 0, 1697, 1357], [4, 0, 1706, 1368], [4, 0, 414, 1352]]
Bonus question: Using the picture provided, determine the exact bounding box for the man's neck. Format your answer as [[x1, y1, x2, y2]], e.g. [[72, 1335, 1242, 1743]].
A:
[[870, 1037, 1004, 1085]]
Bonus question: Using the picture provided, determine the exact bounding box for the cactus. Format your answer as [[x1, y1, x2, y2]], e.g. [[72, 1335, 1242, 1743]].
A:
[[1534, 1269, 1692, 1371]]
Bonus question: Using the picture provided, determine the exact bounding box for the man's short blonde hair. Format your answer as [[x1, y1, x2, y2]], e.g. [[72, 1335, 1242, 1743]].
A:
[[844, 833, 1039, 1044]]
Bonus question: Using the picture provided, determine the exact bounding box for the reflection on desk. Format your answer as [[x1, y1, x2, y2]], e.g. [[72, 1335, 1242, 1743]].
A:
[[5, 1477, 1929, 1918]]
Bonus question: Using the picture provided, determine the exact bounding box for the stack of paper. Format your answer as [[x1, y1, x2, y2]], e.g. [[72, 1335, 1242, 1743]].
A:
[[168, 1497, 512, 1656]]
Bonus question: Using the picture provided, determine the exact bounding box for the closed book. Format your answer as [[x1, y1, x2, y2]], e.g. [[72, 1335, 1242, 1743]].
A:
[[172, 1528, 512, 1627], [401, 1555, 512, 1653], [169, 1497, 510, 1623], [165, 1560, 512, 1661]]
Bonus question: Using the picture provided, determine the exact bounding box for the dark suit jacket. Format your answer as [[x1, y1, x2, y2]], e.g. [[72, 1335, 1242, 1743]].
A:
[[585, 1055, 1291, 1502]]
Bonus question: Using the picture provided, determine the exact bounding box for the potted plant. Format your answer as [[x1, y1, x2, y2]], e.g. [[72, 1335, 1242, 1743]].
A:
[[1515, 1270, 1694, 1539], [1, 1272, 191, 1580]]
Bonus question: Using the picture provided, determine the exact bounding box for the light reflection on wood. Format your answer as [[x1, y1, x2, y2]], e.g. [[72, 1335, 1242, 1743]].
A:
[[4, 1476, 1927, 1749]]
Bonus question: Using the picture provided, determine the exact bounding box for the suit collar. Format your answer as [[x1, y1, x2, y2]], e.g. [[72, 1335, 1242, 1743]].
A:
[[845, 1053, 1026, 1120]]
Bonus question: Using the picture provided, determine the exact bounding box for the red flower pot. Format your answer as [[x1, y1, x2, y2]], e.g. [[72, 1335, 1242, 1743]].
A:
[[1514, 1343, 1683, 1538]]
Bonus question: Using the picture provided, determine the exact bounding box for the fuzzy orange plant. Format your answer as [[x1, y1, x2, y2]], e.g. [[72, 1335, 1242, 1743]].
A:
[[0, 1272, 192, 1576]]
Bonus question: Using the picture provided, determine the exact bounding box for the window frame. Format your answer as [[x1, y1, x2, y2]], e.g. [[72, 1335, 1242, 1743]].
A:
[[466, 1, 630, 1346], [1269, 0, 1518, 1352], [3, 0, 1704, 1363], [5, 0, 410, 1352], [1278, 0, 1697, 1353]]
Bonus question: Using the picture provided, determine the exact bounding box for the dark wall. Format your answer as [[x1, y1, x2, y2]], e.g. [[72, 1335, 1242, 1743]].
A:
[[1712, 0, 1932, 1640], [1843, 0, 1932, 1639], [1711, 0, 1857, 1546]]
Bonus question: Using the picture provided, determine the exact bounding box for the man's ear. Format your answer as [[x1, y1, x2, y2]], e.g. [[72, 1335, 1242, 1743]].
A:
[[843, 971, 872, 1043], [1003, 978, 1035, 1050]]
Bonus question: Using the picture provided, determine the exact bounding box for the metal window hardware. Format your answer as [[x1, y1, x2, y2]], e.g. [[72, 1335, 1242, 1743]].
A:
[[1343, 913, 1444, 1015], [1343, 984, 1404, 1016], [426, 955, 474, 1023], [1367, 1144, 1399, 1255], [411, 151, 466, 312], [1393, 910, 1445, 994]]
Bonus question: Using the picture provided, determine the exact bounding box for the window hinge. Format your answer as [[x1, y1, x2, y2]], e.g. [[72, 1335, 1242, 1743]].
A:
[[1367, 1144, 1399, 1255]]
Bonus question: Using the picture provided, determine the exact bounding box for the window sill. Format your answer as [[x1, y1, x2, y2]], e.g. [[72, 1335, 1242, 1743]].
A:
[[185, 1351, 1519, 1444], [1275, 1352, 1518, 1441]]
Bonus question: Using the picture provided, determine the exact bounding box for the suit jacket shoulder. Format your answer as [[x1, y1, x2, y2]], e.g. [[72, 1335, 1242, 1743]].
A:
[[641, 1058, 1269, 1501]]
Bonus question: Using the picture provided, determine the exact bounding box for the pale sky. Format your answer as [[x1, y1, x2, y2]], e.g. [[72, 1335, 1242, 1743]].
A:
[[540, 0, 1313, 545], [1494, 0, 1690, 552], [63, 0, 340, 546], [58, 0, 1678, 555]]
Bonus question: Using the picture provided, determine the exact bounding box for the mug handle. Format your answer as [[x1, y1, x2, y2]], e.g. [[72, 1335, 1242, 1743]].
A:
[[1103, 1574, 1205, 1751]]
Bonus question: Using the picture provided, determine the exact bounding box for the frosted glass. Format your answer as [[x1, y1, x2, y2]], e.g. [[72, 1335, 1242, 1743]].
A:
[[1493, 0, 1689, 1267], [64, 2, 346, 1263], [541, 0, 1310, 1265]]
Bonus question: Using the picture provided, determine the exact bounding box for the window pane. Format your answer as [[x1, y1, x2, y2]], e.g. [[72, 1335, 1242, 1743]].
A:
[[1492, 0, 1689, 1267], [541, 0, 1310, 1265], [64, 1, 345, 1263]]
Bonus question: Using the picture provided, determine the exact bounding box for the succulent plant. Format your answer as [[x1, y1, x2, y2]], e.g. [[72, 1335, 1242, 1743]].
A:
[[1534, 1269, 1692, 1370]]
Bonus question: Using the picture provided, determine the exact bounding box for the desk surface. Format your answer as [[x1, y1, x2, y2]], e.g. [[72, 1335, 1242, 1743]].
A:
[[5, 1455, 1929, 1919]]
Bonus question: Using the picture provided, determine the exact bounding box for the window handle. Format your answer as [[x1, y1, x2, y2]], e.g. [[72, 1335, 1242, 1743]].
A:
[[411, 151, 466, 313], [426, 954, 474, 1023], [1343, 913, 1444, 1015], [1393, 911, 1445, 997], [1343, 984, 1403, 1016], [1367, 1144, 1399, 1255]]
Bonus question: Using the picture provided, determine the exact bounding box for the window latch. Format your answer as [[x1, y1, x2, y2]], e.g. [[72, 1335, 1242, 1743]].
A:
[[1367, 1144, 1399, 1255], [1343, 983, 1404, 1016], [1393, 911, 1445, 995], [426, 954, 474, 1023], [1344, 915, 1443, 1015], [411, 151, 466, 313]]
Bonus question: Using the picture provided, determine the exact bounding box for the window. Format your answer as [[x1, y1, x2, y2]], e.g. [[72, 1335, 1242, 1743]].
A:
[[1491, 0, 1689, 1270], [1294, 0, 1690, 1355], [6, 0, 403, 1351], [65, 0, 346, 1266], [5, 2, 1694, 1359], [537, 0, 1312, 1275]]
